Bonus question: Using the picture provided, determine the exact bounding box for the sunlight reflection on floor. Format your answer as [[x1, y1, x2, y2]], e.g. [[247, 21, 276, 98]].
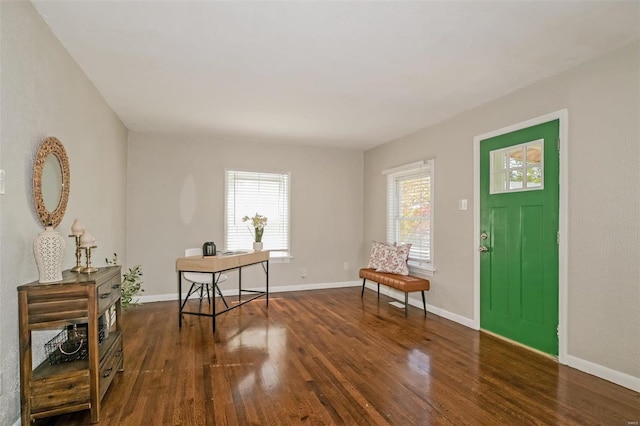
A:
[[227, 325, 287, 395]]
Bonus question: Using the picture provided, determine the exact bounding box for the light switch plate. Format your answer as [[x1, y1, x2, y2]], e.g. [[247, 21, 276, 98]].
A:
[[0, 169, 5, 194], [458, 199, 468, 210]]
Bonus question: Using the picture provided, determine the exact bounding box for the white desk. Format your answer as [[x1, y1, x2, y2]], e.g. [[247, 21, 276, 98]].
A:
[[176, 250, 269, 333]]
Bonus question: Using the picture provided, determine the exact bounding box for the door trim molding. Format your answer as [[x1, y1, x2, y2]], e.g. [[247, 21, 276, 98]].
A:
[[473, 109, 568, 364]]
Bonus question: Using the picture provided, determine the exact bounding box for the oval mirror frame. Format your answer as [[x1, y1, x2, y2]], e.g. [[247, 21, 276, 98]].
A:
[[33, 137, 70, 228]]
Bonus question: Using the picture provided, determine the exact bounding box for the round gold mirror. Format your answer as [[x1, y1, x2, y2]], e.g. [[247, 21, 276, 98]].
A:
[[33, 137, 70, 228]]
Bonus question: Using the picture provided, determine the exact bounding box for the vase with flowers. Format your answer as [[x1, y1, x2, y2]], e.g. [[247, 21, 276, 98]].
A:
[[242, 213, 268, 251]]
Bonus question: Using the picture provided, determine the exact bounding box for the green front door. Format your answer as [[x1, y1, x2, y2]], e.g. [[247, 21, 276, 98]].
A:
[[480, 120, 559, 355]]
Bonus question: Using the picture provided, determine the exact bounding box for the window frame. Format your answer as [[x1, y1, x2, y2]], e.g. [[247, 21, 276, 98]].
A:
[[384, 160, 435, 275], [224, 169, 291, 261]]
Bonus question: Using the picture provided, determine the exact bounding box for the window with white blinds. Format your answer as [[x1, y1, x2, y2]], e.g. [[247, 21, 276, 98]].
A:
[[225, 170, 290, 256], [385, 160, 434, 271]]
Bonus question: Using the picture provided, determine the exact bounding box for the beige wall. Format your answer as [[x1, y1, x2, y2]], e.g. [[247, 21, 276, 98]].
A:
[[0, 2, 128, 424], [127, 132, 364, 297], [364, 41, 640, 381]]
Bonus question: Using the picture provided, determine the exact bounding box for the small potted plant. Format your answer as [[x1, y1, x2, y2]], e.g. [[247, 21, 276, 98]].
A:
[[242, 213, 267, 251], [105, 254, 144, 310]]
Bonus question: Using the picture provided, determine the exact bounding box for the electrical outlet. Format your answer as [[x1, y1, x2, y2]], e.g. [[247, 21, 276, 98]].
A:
[[300, 268, 307, 278], [343, 262, 349, 270]]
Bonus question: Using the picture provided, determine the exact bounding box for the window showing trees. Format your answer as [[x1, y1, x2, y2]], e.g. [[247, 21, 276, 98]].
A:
[[386, 160, 434, 271]]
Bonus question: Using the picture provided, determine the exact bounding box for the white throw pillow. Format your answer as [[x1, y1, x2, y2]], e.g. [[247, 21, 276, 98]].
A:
[[367, 241, 393, 269], [375, 243, 412, 275]]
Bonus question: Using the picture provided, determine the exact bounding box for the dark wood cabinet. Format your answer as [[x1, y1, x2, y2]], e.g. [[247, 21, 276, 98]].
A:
[[18, 266, 123, 425]]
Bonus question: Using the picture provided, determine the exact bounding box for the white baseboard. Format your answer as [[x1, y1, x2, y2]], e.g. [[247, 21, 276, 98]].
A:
[[136, 280, 361, 304], [363, 282, 475, 328], [423, 302, 475, 328], [564, 354, 640, 393], [12, 418, 20, 426], [269, 280, 361, 293]]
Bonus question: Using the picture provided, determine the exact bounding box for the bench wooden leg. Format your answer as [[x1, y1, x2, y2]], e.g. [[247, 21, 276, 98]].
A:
[[405, 292, 409, 317], [361, 278, 366, 297], [377, 283, 380, 298], [422, 291, 427, 317]]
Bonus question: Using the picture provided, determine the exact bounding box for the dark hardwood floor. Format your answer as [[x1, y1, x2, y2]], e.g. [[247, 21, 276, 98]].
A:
[[38, 287, 639, 425]]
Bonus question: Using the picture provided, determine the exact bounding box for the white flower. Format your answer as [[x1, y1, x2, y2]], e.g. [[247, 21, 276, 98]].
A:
[[242, 213, 268, 242]]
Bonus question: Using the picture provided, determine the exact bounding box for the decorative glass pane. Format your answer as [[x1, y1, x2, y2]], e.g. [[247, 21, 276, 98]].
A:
[[526, 167, 542, 188], [493, 150, 507, 170], [509, 170, 523, 189], [493, 171, 507, 193], [526, 143, 542, 166], [509, 148, 524, 168]]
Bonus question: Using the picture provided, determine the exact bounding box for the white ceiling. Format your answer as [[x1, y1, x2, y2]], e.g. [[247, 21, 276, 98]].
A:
[[32, 1, 640, 150]]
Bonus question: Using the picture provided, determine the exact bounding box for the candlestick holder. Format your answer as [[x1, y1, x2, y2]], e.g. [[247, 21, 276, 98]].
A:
[[81, 246, 98, 274], [68, 234, 83, 272]]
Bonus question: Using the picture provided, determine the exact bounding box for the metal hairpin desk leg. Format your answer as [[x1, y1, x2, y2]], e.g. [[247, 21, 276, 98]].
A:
[[178, 274, 182, 328], [263, 260, 269, 306], [212, 272, 216, 333]]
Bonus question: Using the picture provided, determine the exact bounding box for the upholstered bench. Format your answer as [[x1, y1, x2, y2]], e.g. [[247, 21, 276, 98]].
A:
[[359, 268, 430, 317]]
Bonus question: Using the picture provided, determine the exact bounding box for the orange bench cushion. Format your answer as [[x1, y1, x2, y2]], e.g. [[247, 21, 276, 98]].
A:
[[359, 268, 430, 293]]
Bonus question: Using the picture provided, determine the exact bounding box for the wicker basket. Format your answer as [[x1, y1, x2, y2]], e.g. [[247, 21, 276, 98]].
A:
[[45, 324, 89, 365]]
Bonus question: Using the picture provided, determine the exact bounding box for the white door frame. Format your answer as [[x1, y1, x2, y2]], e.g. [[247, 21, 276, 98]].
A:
[[473, 109, 569, 364]]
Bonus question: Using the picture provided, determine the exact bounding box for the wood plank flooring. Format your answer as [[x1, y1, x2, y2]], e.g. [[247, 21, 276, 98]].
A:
[[38, 288, 639, 425]]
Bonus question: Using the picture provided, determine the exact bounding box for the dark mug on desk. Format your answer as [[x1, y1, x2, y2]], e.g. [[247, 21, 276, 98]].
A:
[[202, 242, 216, 257]]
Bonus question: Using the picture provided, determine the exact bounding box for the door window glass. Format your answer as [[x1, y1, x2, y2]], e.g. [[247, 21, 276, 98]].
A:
[[490, 140, 544, 194]]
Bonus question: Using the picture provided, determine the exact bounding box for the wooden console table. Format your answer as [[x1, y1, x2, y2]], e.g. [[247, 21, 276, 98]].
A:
[[17, 267, 123, 425], [176, 250, 269, 333]]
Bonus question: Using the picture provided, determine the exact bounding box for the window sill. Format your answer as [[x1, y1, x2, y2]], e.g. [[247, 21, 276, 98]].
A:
[[408, 265, 435, 278], [269, 253, 292, 263]]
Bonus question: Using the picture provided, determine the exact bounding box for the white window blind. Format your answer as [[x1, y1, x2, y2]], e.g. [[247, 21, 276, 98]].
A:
[[225, 170, 290, 255], [385, 160, 434, 270]]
